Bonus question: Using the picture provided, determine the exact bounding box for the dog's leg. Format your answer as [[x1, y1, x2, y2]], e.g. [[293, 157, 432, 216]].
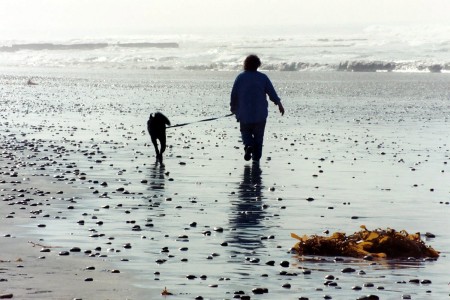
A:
[[159, 134, 167, 163], [151, 137, 160, 161]]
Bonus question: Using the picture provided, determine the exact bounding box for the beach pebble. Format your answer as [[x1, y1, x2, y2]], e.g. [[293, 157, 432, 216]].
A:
[[324, 281, 337, 286], [357, 296, 379, 300], [341, 267, 356, 273], [280, 261, 289, 267], [252, 287, 268, 294], [0, 294, 13, 299], [70, 247, 81, 252], [132, 225, 141, 231], [249, 258, 260, 263], [266, 260, 275, 266], [59, 251, 70, 256], [84, 278, 93, 282]]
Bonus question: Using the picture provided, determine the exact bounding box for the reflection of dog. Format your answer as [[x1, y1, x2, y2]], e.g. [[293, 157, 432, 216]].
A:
[[147, 112, 171, 162]]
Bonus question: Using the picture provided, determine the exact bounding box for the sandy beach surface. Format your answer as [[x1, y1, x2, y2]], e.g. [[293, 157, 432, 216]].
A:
[[1, 68, 449, 299]]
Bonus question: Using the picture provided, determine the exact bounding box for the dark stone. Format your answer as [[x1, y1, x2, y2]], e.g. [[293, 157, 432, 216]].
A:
[[341, 267, 356, 273], [357, 296, 379, 300], [252, 287, 268, 294], [280, 261, 289, 267]]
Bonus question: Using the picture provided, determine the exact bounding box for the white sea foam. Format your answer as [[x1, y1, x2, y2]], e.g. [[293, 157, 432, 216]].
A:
[[0, 25, 448, 72]]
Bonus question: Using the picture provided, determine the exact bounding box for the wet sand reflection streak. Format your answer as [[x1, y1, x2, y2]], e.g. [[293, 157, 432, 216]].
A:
[[228, 164, 268, 251]]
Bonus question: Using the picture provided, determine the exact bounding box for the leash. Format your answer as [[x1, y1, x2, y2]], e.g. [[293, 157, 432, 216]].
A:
[[168, 113, 234, 129]]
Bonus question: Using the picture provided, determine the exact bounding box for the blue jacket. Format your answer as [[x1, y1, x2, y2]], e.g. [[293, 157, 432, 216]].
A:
[[230, 71, 281, 124]]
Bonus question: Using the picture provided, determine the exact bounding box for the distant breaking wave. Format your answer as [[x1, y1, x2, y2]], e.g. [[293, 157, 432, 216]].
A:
[[0, 42, 179, 52], [150, 61, 450, 73], [261, 61, 449, 73], [0, 30, 449, 73]]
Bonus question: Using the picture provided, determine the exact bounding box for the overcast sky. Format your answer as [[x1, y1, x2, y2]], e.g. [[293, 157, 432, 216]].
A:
[[1, 0, 449, 39]]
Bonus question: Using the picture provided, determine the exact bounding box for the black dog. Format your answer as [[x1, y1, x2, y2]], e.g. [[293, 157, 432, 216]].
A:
[[147, 112, 171, 162]]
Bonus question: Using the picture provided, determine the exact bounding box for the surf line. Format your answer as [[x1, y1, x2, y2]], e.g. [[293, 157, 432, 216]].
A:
[[168, 113, 233, 129]]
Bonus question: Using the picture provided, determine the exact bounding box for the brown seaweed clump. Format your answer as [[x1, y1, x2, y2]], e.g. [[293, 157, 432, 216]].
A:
[[291, 225, 439, 259]]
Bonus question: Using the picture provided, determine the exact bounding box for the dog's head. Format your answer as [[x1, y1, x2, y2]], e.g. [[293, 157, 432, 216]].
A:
[[149, 112, 171, 126]]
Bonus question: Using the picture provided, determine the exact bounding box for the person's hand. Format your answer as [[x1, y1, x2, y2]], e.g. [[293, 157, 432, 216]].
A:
[[278, 103, 285, 116]]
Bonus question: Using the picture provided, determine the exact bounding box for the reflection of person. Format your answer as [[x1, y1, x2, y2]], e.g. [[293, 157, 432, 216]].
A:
[[230, 54, 285, 162], [228, 164, 265, 251]]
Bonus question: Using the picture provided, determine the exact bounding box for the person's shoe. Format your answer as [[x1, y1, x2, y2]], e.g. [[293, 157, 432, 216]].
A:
[[244, 146, 253, 161]]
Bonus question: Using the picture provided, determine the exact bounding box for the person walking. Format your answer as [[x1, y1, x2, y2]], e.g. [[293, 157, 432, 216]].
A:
[[230, 54, 285, 162]]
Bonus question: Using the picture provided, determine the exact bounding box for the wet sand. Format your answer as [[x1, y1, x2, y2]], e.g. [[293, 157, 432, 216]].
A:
[[1, 69, 449, 299]]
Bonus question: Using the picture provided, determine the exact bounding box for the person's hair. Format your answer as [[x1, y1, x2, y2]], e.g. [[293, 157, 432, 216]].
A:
[[244, 55, 261, 71]]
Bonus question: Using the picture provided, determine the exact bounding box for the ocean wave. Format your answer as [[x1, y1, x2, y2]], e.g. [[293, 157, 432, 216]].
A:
[[0, 54, 448, 73], [144, 61, 449, 73], [117, 42, 179, 48], [336, 61, 449, 73], [0, 42, 179, 52], [0, 32, 449, 73], [261, 61, 450, 73]]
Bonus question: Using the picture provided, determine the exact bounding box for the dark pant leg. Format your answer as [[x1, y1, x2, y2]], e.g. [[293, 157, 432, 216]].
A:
[[240, 123, 254, 148], [240, 122, 266, 161], [252, 122, 266, 161]]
